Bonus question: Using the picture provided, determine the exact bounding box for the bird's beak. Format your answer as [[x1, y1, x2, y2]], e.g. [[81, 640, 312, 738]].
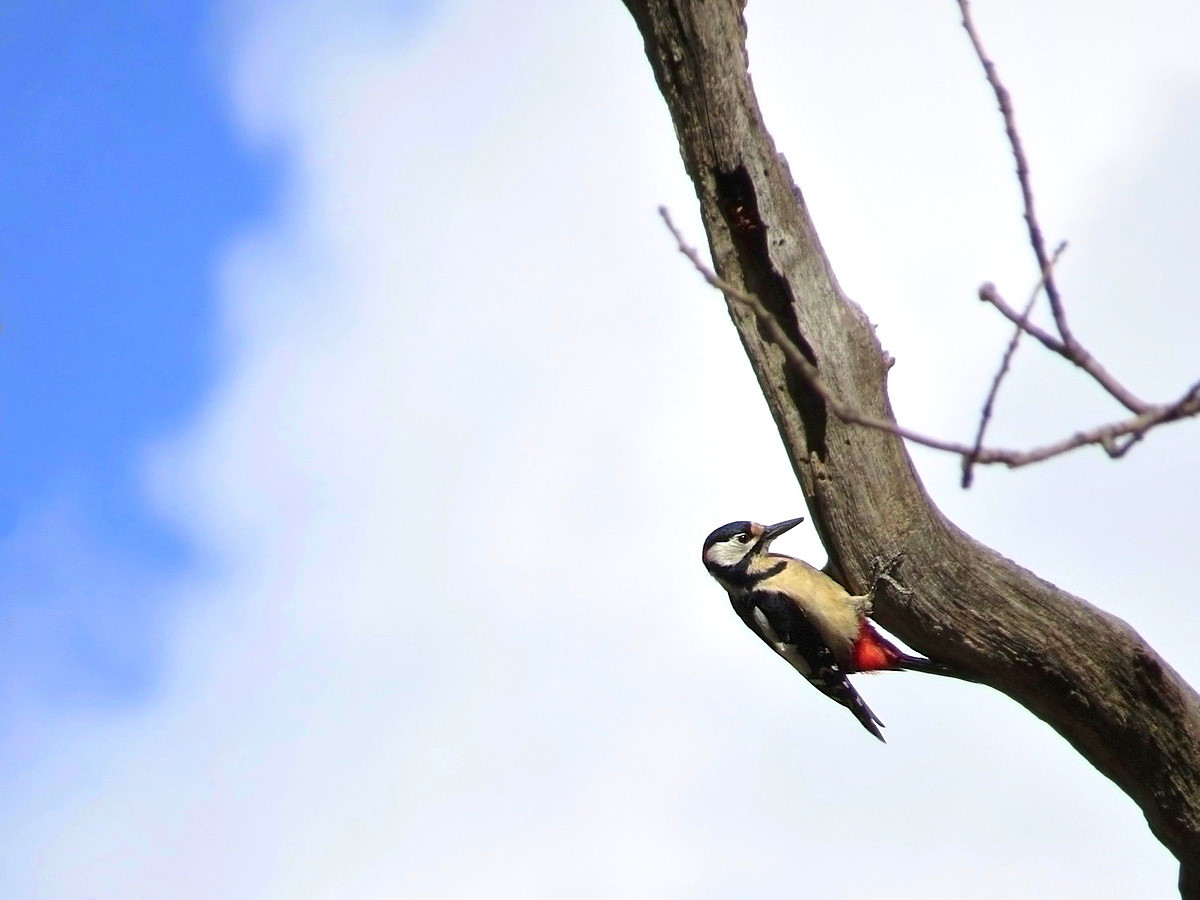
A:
[[761, 516, 805, 546]]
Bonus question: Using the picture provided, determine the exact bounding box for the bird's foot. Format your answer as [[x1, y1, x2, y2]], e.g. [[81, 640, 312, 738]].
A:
[[869, 551, 911, 600]]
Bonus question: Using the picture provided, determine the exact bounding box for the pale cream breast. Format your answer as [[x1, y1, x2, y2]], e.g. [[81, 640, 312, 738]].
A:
[[754, 556, 862, 658]]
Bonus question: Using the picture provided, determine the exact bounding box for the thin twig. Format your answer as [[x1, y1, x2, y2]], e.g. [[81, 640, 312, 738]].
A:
[[661, 206, 1200, 475], [963, 241, 1067, 487], [958, 0, 1150, 416], [659, 207, 980, 456], [957, 0, 1066, 342], [978, 283, 1064, 354], [978, 278, 1149, 418], [1107, 379, 1200, 458], [1009, 384, 1200, 465]]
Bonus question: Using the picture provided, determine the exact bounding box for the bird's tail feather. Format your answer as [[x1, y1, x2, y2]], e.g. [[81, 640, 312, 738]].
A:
[[896, 653, 980, 683], [812, 667, 887, 742], [848, 694, 887, 743], [830, 677, 886, 742]]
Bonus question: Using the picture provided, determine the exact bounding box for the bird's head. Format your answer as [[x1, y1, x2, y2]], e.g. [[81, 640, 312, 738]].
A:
[[701, 516, 805, 577]]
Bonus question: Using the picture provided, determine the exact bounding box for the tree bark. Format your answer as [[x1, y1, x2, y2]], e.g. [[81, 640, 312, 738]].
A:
[[620, 0, 1200, 894]]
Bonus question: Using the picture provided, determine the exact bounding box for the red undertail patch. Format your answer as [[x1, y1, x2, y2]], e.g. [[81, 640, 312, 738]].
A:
[[851, 623, 902, 673]]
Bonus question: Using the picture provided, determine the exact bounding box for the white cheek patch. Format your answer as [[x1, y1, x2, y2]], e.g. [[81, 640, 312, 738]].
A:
[[707, 540, 750, 568]]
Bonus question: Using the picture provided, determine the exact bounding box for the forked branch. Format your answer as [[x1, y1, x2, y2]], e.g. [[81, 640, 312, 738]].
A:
[[661, 207, 1200, 472], [661, 2, 1200, 481], [958, 0, 1163, 419]]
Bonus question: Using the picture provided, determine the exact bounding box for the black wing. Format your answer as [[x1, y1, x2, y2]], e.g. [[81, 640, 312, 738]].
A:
[[733, 590, 886, 742]]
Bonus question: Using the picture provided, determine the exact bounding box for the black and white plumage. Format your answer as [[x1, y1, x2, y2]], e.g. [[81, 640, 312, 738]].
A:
[[702, 516, 955, 741]]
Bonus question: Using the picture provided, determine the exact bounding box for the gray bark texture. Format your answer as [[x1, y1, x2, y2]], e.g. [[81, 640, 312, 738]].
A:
[[619, 1, 1200, 894]]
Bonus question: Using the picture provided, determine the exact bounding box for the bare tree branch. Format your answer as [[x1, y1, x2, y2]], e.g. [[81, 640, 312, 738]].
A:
[[660, 207, 975, 457], [956, 1, 1067, 342], [977, 282, 1065, 354], [663, 0, 1200, 478], [962, 242, 1066, 487], [957, 0, 1152, 416], [661, 207, 1200, 473]]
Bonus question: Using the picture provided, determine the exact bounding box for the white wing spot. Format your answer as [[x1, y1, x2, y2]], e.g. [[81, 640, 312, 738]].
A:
[[752, 607, 778, 642], [753, 606, 812, 676]]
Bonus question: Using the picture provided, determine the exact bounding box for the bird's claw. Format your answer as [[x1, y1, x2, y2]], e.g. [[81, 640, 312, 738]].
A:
[[869, 550, 911, 599]]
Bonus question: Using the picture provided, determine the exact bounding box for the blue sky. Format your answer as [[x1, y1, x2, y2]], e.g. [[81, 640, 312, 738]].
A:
[[0, 0, 273, 713], [0, 1, 1198, 897]]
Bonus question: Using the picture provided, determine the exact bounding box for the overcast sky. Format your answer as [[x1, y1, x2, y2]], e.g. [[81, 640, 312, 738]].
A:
[[2, 0, 1199, 897]]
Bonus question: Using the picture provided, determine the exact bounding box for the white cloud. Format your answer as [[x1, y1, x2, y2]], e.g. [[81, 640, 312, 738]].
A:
[[6, 1, 1198, 897]]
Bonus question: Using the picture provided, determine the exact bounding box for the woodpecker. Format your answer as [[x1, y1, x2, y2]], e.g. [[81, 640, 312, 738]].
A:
[[702, 516, 957, 741]]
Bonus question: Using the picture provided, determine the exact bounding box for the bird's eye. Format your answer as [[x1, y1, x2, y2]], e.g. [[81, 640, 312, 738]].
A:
[[736, 533, 750, 544]]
